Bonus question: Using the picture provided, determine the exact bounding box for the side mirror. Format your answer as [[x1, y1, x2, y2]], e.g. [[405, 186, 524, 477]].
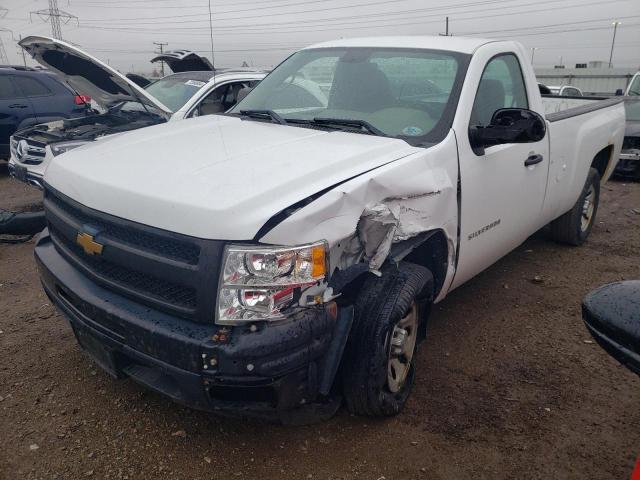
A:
[[469, 108, 546, 155], [236, 86, 253, 104], [615, 88, 624, 96], [582, 281, 640, 375]]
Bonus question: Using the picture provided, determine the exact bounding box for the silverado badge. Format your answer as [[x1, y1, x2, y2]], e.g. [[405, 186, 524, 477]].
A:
[[76, 232, 104, 256]]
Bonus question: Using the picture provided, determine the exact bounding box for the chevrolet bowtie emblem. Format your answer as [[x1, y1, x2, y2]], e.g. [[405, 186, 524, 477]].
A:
[[76, 232, 104, 256]]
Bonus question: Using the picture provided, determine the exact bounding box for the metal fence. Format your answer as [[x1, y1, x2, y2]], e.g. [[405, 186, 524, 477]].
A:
[[534, 67, 637, 96]]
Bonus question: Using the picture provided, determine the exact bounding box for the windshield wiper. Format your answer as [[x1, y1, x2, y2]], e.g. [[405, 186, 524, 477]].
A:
[[311, 117, 387, 137], [239, 109, 287, 125]]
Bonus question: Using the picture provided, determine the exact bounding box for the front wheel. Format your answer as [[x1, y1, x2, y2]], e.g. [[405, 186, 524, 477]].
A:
[[549, 167, 601, 246], [342, 262, 433, 417]]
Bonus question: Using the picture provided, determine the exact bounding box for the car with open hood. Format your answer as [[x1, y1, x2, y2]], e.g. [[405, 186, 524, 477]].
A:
[[8, 36, 266, 188]]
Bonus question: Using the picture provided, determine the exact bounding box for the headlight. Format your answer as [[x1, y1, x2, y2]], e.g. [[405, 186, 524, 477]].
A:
[[50, 141, 88, 157], [217, 241, 328, 324]]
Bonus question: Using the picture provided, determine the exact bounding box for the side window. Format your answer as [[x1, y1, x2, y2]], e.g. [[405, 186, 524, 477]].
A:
[[17, 77, 52, 97], [221, 81, 254, 111], [195, 84, 230, 116], [194, 81, 262, 117], [470, 54, 528, 126], [0, 76, 21, 100]]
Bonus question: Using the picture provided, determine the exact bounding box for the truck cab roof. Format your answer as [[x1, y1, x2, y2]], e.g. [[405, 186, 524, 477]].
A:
[[306, 35, 496, 54]]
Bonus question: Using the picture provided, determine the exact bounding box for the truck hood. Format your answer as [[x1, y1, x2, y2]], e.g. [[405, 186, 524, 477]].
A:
[[151, 50, 213, 73], [45, 115, 418, 240], [19, 36, 171, 116]]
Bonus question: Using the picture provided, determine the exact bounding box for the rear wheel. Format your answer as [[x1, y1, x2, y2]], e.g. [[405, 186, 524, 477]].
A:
[[550, 167, 600, 246], [342, 262, 433, 417]]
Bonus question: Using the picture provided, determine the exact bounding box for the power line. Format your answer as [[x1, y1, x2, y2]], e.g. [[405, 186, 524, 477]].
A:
[[74, 0, 630, 33], [75, 0, 556, 23], [74, 7, 640, 38]]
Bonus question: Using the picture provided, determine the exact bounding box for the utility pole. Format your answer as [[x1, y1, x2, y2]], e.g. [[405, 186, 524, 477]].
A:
[[208, 0, 216, 75], [530, 47, 537, 65], [30, 0, 78, 40], [439, 16, 450, 36], [609, 21, 621, 68], [153, 41, 168, 77], [18, 34, 27, 67]]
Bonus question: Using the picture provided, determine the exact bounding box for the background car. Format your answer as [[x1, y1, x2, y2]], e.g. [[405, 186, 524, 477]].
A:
[[8, 37, 266, 188], [614, 97, 640, 180], [547, 85, 583, 96], [1, 65, 90, 159]]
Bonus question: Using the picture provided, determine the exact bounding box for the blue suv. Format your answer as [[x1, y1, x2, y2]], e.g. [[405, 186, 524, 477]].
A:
[[0, 65, 90, 158]]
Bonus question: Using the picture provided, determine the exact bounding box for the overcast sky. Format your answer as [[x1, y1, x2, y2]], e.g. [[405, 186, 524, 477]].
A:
[[1, 0, 639, 74]]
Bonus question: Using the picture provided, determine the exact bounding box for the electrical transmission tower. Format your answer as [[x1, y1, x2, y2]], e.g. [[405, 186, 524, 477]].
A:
[[0, 9, 10, 65], [30, 0, 78, 40], [0, 38, 8, 65]]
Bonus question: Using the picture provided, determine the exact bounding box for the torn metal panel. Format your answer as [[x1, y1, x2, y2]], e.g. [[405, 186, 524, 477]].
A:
[[261, 130, 460, 301]]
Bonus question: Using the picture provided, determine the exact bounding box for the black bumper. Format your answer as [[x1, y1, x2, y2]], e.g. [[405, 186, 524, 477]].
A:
[[35, 231, 346, 423], [614, 155, 640, 180]]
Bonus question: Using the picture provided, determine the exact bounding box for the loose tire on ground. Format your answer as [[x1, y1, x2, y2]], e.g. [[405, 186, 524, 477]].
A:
[[342, 262, 433, 417], [550, 167, 601, 246]]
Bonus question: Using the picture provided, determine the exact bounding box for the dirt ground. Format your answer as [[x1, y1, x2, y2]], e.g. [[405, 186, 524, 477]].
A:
[[0, 173, 639, 480]]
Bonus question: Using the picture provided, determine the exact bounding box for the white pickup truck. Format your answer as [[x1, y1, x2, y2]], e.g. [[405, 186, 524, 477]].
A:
[[35, 36, 625, 423]]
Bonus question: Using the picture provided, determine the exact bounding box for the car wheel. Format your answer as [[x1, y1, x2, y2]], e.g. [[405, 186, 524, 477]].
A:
[[342, 262, 433, 417], [550, 167, 600, 246]]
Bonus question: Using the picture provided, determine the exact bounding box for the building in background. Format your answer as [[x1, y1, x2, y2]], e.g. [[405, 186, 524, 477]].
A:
[[535, 64, 638, 96]]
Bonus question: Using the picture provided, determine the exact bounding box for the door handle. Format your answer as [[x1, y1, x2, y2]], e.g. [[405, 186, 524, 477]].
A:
[[9, 104, 28, 109], [525, 154, 544, 167]]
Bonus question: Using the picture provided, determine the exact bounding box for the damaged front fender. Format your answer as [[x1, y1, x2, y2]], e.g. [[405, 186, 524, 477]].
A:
[[261, 130, 460, 301]]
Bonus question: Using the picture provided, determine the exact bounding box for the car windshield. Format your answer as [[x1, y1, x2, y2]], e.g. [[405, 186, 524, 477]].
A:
[[144, 75, 209, 112], [230, 47, 469, 144], [624, 99, 640, 122]]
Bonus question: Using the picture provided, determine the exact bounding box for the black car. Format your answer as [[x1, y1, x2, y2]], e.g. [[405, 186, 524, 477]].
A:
[[614, 97, 640, 180], [0, 65, 90, 158]]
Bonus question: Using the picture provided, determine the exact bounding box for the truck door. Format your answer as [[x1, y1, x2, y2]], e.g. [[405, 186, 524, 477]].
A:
[[451, 51, 549, 289], [0, 75, 37, 156]]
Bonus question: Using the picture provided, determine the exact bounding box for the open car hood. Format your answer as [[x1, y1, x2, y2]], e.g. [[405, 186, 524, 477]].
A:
[[19, 36, 171, 116], [151, 50, 213, 73]]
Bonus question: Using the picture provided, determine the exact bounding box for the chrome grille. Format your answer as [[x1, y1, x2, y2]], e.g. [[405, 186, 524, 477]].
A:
[[10, 136, 46, 165], [44, 185, 225, 321]]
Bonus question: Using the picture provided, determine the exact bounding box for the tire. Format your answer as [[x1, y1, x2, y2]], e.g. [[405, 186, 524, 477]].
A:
[[342, 262, 433, 417], [550, 167, 600, 246]]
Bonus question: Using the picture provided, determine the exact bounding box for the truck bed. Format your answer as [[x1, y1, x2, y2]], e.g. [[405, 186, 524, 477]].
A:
[[541, 96, 623, 122]]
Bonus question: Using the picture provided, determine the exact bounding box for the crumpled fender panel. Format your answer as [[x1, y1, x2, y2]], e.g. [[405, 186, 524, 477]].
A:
[[261, 130, 459, 302]]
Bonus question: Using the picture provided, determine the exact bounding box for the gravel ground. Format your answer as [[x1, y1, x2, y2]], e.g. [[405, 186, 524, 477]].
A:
[[1, 173, 639, 480]]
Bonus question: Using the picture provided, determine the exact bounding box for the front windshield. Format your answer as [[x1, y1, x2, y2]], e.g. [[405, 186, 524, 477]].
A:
[[628, 75, 640, 96], [144, 76, 208, 112], [231, 47, 469, 144], [624, 99, 640, 121]]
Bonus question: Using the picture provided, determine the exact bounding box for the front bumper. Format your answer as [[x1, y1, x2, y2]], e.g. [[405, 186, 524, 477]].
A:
[[8, 157, 45, 190], [35, 231, 345, 423], [614, 151, 640, 179]]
